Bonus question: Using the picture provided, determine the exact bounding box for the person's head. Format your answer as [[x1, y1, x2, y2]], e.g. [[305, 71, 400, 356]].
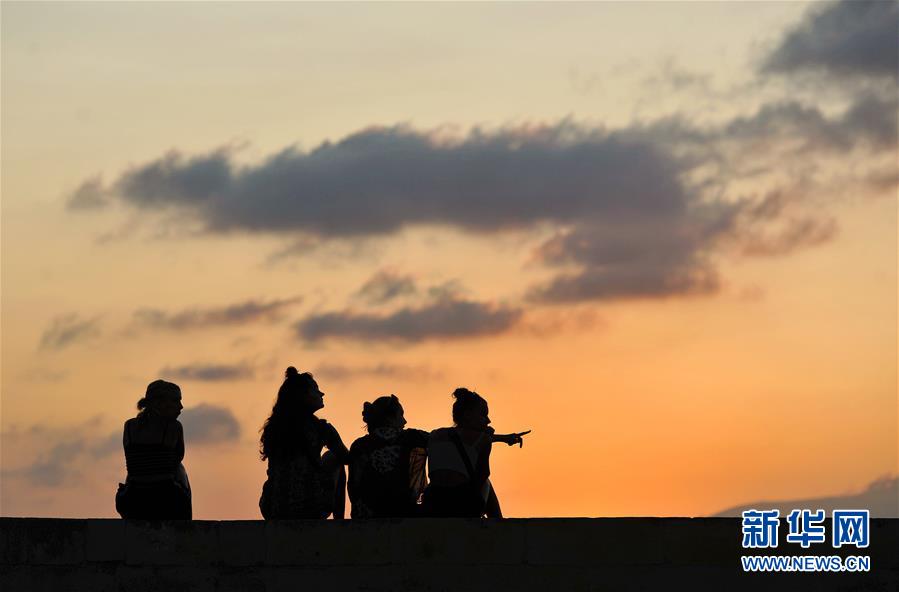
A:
[[259, 367, 323, 460], [452, 387, 489, 430], [136, 379, 183, 420], [362, 394, 405, 433], [277, 366, 324, 413]]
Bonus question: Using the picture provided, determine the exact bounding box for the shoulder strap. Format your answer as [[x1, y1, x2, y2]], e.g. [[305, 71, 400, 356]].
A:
[[448, 429, 477, 482]]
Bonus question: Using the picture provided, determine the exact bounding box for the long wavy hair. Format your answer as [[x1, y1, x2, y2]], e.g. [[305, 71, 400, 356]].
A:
[[259, 367, 318, 461]]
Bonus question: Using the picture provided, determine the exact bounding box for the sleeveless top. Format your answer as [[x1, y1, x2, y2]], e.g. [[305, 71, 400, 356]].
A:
[[427, 427, 492, 501], [124, 418, 183, 481]]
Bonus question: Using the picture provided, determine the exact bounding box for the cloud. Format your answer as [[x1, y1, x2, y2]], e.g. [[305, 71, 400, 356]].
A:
[[761, 0, 898, 82], [355, 269, 417, 305], [132, 296, 302, 331], [38, 314, 102, 351], [716, 94, 897, 154], [713, 475, 899, 518], [737, 216, 838, 257], [296, 295, 523, 342], [71, 99, 890, 306], [314, 362, 443, 382], [1, 406, 241, 489], [159, 361, 255, 382], [179, 403, 241, 445], [0, 419, 111, 487], [69, 123, 693, 237], [66, 176, 109, 210]]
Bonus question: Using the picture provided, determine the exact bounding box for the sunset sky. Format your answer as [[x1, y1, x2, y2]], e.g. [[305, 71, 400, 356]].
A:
[[2, 1, 896, 519]]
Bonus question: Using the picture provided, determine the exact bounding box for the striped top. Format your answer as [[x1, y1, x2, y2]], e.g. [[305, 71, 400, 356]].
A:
[[124, 418, 183, 481]]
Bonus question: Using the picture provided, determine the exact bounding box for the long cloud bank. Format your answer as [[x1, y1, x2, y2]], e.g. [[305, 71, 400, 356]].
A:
[[66, 1, 896, 319]]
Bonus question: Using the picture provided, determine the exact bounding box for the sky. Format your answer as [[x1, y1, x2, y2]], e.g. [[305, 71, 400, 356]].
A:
[[1, 1, 896, 519]]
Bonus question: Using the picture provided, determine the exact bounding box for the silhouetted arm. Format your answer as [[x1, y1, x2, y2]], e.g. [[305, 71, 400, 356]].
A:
[[491, 430, 531, 447], [322, 421, 349, 464], [173, 421, 185, 462]]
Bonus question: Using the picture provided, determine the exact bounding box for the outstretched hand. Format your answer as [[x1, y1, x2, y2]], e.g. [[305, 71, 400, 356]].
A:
[[507, 430, 531, 447]]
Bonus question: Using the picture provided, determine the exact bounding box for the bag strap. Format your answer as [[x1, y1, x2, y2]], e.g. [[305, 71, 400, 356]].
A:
[[448, 429, 478, 483]]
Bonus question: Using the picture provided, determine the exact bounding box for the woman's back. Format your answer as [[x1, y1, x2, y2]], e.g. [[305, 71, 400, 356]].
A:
[[123, 416, 183, 482], [116, 379, 191, 520], [348, 427, 428, 518]]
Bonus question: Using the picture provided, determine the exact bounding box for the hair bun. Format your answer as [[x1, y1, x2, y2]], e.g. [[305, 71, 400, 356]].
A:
[[285, 366, 299, 378]]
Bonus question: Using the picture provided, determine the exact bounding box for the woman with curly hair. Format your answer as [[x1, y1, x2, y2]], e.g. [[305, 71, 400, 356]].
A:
[[259, 367, 348, 519]]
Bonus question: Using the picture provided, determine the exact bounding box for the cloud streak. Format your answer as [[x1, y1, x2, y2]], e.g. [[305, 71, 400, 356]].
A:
[[296, 295, 523, 343], [314, 362, 443, 382], [355, 269, 417, 305], [159, 361, 255, 382], [133, 296, 302, 331], [38, 314, 102, 351]]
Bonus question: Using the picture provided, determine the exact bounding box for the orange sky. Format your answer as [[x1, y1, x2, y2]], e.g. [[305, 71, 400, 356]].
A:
[[1, 1, 896, 519]]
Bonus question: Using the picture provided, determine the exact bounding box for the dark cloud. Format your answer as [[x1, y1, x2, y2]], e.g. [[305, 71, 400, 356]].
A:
[[38, 314, 102, 351], [713, 475, 898, 518], [355, 269, 417, 305], [69, 123, 690, 237], [71, 103, 889, 306], [716, 94, 897, 153], [159, 362, 255, 382], [314, 362, 443, 382], [296, 296, 523, 342], [179, 403, 241, 445], [761, 0, 898, 81], [133, 296, 302, 331], [116, 148, 233, 208]]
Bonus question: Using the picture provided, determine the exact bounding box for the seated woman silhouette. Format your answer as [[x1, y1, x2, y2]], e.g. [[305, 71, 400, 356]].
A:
[[423, 387, 529, 518], [116, 379, 192, 519], [347, 394, 430, 518], [259, 367, 348, 519]]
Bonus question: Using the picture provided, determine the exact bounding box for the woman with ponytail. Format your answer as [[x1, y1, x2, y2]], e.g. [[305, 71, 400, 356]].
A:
[[259, 367, 348, 519], [347, 395, 429, 518], [422, 387, 529, 518], [116, 379, 192, 519]]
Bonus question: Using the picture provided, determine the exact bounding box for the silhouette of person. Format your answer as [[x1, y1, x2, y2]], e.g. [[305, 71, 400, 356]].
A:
[[259, 367, 348, 519], [347, 394, 429, 518], [422, 387, 529, 518], [116, 379, 192, 519]]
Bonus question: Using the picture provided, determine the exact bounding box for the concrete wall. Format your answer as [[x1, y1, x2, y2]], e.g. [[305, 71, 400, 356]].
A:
[[1, 518, 896, 591]]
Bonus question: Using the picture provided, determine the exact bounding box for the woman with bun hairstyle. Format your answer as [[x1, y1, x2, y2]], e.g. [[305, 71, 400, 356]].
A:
[[423, 387, 529, 518], [259, 367, 348, 519], [347, 394, 430, 518], [116, 379, 192, 519]]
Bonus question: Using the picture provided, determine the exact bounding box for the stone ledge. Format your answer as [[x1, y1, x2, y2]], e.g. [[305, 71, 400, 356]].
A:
[[1, 518, 896, 591]]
